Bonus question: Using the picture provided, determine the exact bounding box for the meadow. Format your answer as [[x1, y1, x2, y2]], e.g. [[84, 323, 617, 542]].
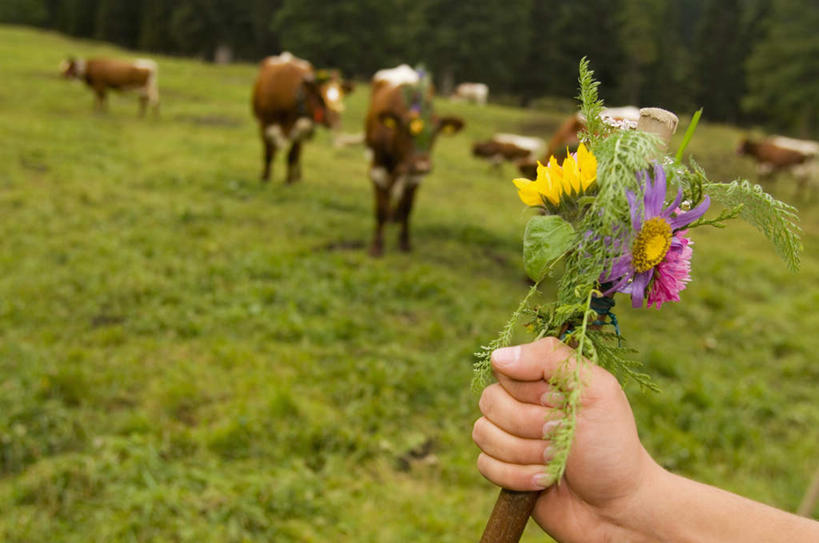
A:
[[0, 25, 817, 542]]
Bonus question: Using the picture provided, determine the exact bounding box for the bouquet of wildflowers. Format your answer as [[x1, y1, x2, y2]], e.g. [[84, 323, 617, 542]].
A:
[[473, 59, 801, 540]]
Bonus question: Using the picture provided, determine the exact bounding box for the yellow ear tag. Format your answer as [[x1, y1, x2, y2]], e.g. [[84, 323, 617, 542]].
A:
[[383, 117, 396, 129], [443, 123, 456, 134], [409, 118, 424, 135]]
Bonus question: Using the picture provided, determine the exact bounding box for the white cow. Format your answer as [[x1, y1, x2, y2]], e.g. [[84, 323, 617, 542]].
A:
[[452, 82, 489, 105]]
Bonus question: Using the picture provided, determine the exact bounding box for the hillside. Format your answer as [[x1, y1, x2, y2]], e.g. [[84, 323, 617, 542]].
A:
[[0, 26, 817, 542]]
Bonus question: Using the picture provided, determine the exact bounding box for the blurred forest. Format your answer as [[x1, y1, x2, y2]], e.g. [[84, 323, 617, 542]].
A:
[[2, 0, 817, 137]]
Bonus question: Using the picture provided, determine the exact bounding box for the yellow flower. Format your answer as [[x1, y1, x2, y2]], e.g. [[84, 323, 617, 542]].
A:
[[409, 118, 425, 135], [512, 144, 597, 208]]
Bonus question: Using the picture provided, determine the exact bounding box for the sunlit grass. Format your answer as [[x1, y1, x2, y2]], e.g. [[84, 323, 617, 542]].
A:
[[0, 25, 817, 542]]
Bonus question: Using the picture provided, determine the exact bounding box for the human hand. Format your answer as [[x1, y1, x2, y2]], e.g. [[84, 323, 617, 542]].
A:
[[473, 337, 662, 542]]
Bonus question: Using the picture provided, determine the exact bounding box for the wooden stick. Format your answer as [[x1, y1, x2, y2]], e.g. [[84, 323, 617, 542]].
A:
[[479, 488, 539, 543]]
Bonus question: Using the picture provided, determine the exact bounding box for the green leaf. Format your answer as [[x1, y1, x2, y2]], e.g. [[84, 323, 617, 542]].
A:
[[523, 215, 575, 281], [675, 108, 702, 163]]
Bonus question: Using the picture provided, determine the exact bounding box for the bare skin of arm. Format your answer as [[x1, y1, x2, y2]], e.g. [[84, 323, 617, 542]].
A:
[[473, 337, 819, 542]]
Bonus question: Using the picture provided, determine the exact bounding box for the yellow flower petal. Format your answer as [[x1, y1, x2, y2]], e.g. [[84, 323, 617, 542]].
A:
[[562, 152, 581, 195], [576, 143, 598, 190], [531, 161, 562, 206], [513, 178, 543, 206], [547, 155, 563, 184], [534, 163, 561, 205]]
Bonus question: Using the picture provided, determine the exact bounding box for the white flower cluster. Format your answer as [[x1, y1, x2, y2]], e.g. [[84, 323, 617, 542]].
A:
[[601, 115, 638, 130]]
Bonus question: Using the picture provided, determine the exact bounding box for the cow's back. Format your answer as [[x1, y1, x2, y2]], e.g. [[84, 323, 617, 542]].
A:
[[86, 58, 151, 88], [252, 55, 313, 124]]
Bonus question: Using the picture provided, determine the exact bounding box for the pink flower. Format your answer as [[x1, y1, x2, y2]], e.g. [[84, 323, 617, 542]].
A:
[[646, 231, 693, 308]]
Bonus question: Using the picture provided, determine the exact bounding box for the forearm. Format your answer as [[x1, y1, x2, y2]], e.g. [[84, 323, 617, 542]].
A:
[[619, 465, 819, 542]]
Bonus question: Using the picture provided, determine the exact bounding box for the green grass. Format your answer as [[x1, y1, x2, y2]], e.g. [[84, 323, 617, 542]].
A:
[[0, 25, 817, 541]]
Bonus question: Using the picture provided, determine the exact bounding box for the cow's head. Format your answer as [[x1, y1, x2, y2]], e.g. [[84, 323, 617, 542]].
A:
[[736, 138, 756, 156], [59, 57, 85, 79], [305, 69, 353, 129], [378, 82, 464, 175]]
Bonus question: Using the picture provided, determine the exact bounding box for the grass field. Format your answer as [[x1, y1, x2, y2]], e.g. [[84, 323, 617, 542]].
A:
[[0, 25, 817, 542]]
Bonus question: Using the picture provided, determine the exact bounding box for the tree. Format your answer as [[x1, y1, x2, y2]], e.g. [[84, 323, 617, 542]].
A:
[[47, 0, 99, 38], [138, 0, 175, 53], [273, 0, 399, 78], [744, 0, 819, 136], [415, 0, 532, 95], [516, 0, 627, 105], [618, 0, 668, 106], [691, 0, 760, 123], [95, 0, 141, 48], [639, 0, 695, 113], [0, 0, 48, 25]]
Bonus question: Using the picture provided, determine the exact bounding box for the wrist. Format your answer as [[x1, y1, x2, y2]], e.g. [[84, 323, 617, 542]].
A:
[[602, 450, 675, 542]]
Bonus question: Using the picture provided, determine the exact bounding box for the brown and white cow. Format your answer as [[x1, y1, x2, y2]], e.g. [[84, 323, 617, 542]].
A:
[[738, 135, 819, 193], [472, 133, 545, 169], [517, 113, 585, 178], [737, 136, 818, 172], [517, 107, 641, 178], [365, 65, 464, 256], [251, 52, 351, 183], [452, 82, 489, 105], [60, 57, 159, 116]]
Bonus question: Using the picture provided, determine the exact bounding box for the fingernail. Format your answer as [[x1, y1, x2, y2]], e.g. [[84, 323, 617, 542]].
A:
[[492, 346, 520, 368], [542, 419, 561, 438], [542, 446, 555, 463], [533, 473, 554, 489], [540, 391, 565, 406]]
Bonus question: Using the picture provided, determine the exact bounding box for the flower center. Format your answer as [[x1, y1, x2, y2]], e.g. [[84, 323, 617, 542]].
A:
[[632, 217, 672, 273]]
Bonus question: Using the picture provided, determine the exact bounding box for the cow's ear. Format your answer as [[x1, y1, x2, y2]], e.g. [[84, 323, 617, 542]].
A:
[[341, 80, 355, 94], [437, 116, 464, 135], [378, 112, 399, 130]]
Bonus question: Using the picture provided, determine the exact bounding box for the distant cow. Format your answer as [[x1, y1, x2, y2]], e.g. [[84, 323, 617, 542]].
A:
[[472, 133, 545, 168], [517, 107, 641, 178], [738, 135, 819, 193], [252, 52, 351, 183], [452, 82, 489, 105], [517, 113, 585, 178], [60, 57, 159, 116], [737, 136, 818, 172], [365, 65, 464, 256]]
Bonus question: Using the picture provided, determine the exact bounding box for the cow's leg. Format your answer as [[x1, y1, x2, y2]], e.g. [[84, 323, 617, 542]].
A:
[[260, 127, 276, 182], [396, 179, 421, 252], [286, 141, 303, 184], [94, 89, 107, 112], [138, 95, 148, 117], [369, 166, 392, 257], [796, 174, 808, 200]]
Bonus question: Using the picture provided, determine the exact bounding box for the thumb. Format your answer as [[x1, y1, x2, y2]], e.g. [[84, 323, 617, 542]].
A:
[[491, 337, 578, 382]]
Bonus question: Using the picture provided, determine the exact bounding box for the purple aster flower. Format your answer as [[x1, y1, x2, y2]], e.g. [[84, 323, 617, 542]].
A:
[[601, 163, 710, 308]]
